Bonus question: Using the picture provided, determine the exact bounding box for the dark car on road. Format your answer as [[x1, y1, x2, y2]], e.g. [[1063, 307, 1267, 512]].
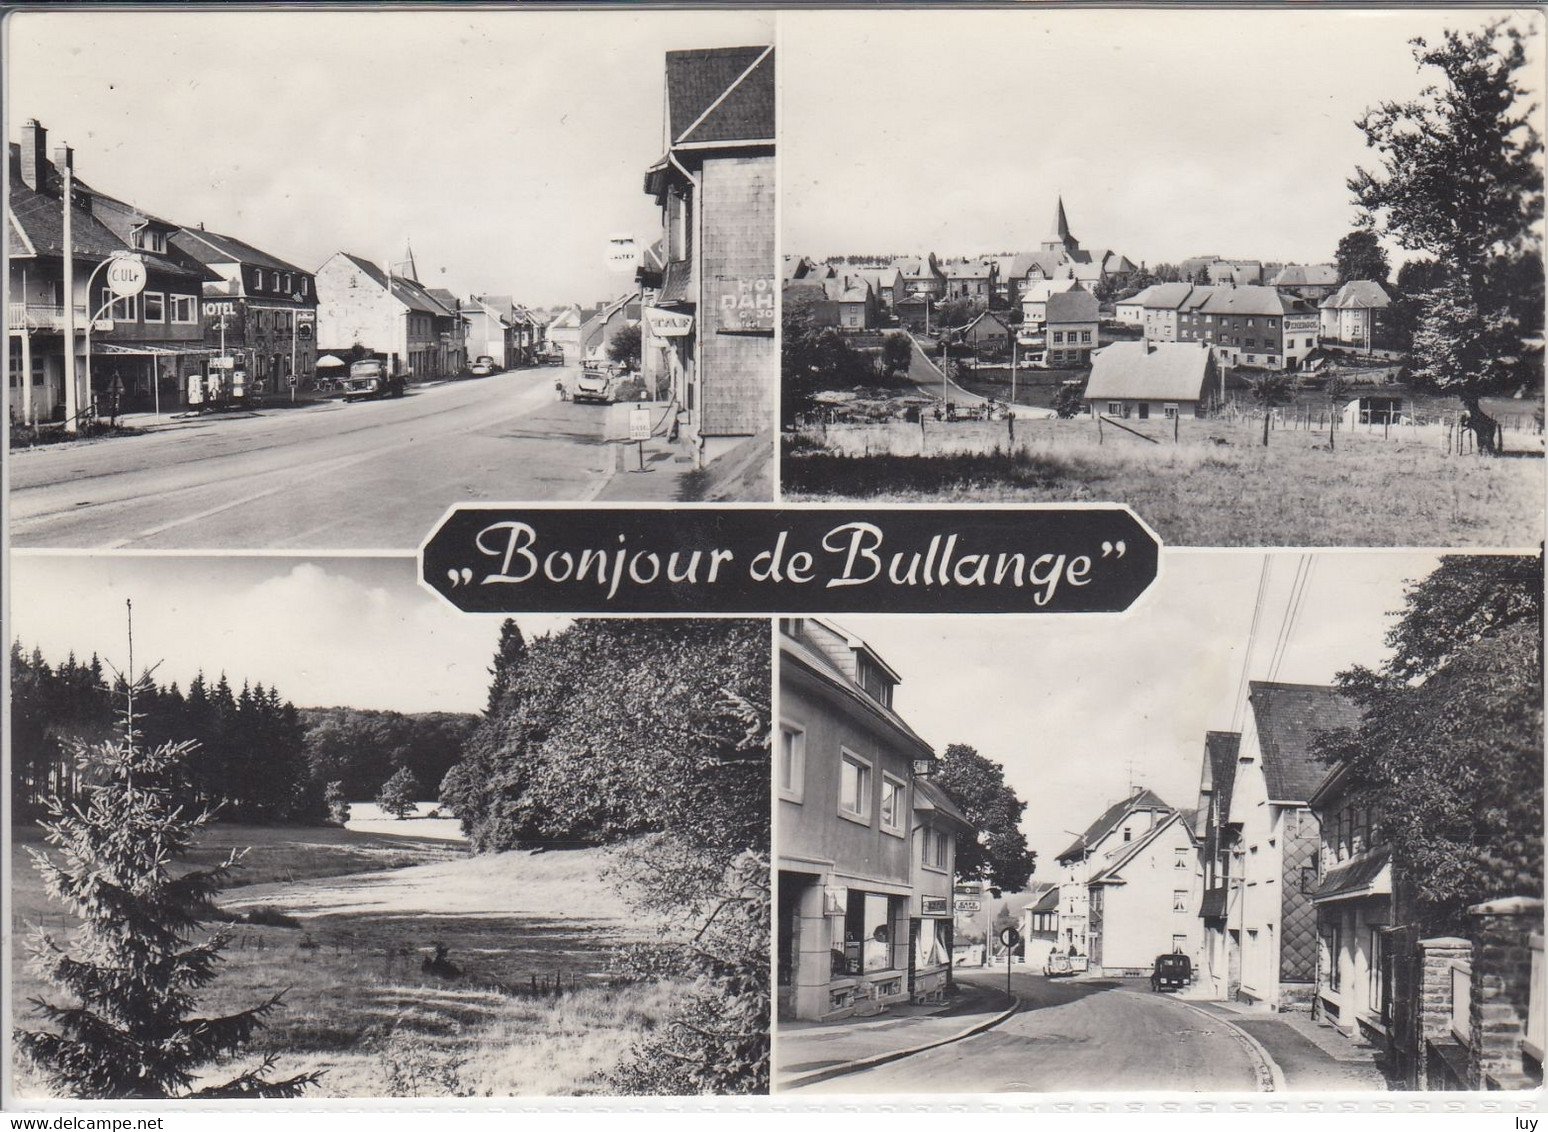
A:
[[1150, 953, 1192, 992], [342, 359, 405, 401]]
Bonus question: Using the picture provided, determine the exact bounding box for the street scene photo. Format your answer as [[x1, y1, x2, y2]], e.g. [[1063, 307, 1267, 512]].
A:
[[780, 9, 1544, 547], [7, 10, 775, 550], [8, 555, 771, 1097], [774, 552, 1542, 1093]]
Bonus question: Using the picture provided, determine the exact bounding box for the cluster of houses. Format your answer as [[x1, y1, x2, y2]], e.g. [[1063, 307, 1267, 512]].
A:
[[6, 118, 555, 426], [783, 197, 1136, 339], [1016, 678, 1541, 1092], [9, 43, 774, 466]]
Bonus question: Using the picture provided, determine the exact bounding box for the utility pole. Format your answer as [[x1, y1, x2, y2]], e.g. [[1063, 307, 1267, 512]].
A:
[[62, 154, 77, 432]]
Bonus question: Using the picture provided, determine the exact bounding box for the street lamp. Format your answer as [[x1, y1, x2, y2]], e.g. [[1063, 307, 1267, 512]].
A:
[[81, 250, 147, 424]]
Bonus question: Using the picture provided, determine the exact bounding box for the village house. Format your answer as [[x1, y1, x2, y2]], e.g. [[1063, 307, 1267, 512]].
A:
[[1115, 282, 1197, 340], [896, 293, 936, 336], [461, 294, 515, 369], [1308, 760, 1394, 1050], [1043, 289, 1100, 367], [1228, 681, 1361, 1012], [1271, 263, 1341, 302], [1020, 884, 1062, 971], [1083, 340, 1219, 421], [313, 250, 462, 381], [545, 305, 585, 363], [783, 272, 878, 331], [1019, 277, 1084, 332], [1180, 285, 1322, 372], [641, 44, 774, 466], [955, 309, 1010, 355], [942, 258, 998, 303], [1015, 199, 1136, 295], [1319, 280, 1391, 352], [169, 224, 318, 399], [1195, 731, 1243, 1000], [1088, 809, 1202, 975], [777, 618, 972, 1022], [897, 253, 948, 303], [577, 292, 641, 366], [856, 265, 905, 314], [7, 121, 213, 422], [1054, 788, 1174, 960]]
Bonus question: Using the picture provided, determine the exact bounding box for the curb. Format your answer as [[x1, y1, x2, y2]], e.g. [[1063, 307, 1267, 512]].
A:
[[778, 989, 1021, 1092], [1160, 992, 1286, 1093]]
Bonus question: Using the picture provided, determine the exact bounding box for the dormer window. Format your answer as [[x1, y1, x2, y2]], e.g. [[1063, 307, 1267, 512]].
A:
[[131, 227, 165, 254], [855, 654, 893, 709]]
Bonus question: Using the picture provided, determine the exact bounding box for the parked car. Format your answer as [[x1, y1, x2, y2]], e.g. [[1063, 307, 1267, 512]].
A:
[[1044, 952, 1074, 978], [470, 355, 498, 376], [341, 359, 404, 401], [1150, 953, 1192, 992], [572, 363, 616, 404], [538, 347, 565, 366]]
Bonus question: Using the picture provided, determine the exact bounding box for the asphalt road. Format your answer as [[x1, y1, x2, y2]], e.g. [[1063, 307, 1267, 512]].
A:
[[10, 366, 629, 550], [799, 971, 1267, 1094]]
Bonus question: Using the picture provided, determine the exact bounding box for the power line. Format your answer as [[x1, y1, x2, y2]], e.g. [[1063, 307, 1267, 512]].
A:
[[1230, 556, 1272, 734]]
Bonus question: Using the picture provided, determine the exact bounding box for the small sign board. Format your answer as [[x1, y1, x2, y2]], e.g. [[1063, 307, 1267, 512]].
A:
[[106, 254, 147, 298], [954, 899, 982, 914], [603, 235, 639, 275], [921, 895, 950, 917], [822, 885, 847, 917], [629, 407, 652, 442], [209, 356, 236, 370], [999, 927, 1022, 949]]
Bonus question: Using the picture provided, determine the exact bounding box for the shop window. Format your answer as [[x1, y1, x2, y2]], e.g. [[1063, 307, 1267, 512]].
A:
[[915, 918, 950, 969], [839, 750, 871, 822], [880, 774, 906, 836], [844, 891, 893, 974], [778, 725, 804, 802]]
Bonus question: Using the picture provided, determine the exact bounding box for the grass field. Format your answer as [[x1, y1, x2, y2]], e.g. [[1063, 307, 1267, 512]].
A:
[[782, 418, 1544, 547], [11, 822, 671, 1098]]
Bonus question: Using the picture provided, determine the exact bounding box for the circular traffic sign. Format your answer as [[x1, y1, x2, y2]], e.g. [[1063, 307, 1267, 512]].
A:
[[106, 254, 147, 298], [999, 927, 1022, 949]]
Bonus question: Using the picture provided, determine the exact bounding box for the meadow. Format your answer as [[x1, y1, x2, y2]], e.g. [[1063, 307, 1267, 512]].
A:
[[10, 817, 672, 1098], [782, 415, 1544, 547]]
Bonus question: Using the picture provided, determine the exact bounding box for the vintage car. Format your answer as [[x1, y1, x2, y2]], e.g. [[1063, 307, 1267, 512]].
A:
[[469, 355, 499, 376], [1044, 952, 1074, 978], [1150, 953, 1192, 992], [572, 363, 616, 404], [341, 359, 405, 401]]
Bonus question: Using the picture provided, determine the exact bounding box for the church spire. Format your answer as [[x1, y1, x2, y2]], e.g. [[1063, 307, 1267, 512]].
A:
[[1048, 196, 1077, 251], [395, 239, 419, 283]]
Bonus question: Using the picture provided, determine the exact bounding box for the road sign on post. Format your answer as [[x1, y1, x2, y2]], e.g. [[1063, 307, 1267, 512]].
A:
[[629, 407, 651, 472], [999, 927, 1022, 996]]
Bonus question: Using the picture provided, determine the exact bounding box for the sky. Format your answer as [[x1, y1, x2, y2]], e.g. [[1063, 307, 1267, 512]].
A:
[[832, 549, 1447, 876], [782, 8, 1545, 267], [6, 9, 772, 308], [8, 555, 572, 714]]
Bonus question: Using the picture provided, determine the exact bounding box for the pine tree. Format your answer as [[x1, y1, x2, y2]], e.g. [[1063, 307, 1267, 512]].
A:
[[14, 612, 319, 1100], [484, 619, 528, 714]]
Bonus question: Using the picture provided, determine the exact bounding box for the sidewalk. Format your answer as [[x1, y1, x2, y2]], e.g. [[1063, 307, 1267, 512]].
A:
[[593, 400, 694, 502], [776, 979, 1017, 1091], [1187, 1000, 1393, 1090]]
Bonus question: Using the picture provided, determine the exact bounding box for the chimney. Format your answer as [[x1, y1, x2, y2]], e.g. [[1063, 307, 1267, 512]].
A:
[[20, 118, 46, 191], [52, 143, 73, 174]]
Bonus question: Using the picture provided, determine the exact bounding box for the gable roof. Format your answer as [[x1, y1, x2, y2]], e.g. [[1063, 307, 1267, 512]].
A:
[[1247, 681, 1364, 804], [914, 777, 973, 832], [780, 622, 933, 764], [1028, 884, 1060, 914], [171, 226, 307, 275], [666, 45, 774, 147], [1056, 788, 1172, 863], [335, 252, 455, 316], [1022, 278, 1082, 304], [1200, 285, 1301, 318], [942, 259, 995, 280], [1321, 279, 1392, 311], [1272, 264, 1339, 288], [1045, 289, 1099, 324], [1127, 282, 1197, 311], [1090, 810, 1193, 885], [1085, 341, 1213, 403]]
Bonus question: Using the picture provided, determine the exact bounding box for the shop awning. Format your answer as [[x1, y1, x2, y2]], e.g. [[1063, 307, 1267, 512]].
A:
[[93, 342, 219, 357]]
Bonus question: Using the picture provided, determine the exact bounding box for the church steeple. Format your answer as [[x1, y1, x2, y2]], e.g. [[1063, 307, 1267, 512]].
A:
[[1043, 196, 1080, 254], [394, 240, 420, 283]]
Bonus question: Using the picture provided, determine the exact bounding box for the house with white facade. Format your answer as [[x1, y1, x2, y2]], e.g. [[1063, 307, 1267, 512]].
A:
[[1319, 280, 1391, 352], [1088, 808, 1202, 975], [1054, 788, 1174, 960]]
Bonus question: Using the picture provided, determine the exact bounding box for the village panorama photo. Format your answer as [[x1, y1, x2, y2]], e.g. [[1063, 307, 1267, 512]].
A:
[[780, 8, 1544, 548], [773, 551, 1541, 1093], [6, 555, 771, 1100]]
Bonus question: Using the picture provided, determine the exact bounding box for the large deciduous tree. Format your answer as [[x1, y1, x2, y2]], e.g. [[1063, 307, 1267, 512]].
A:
[[1315, 555, 1543, 935], [937, 743, 1037, 892], [1348, 19, 1544, 452], [1334, 228, 1392, 284]]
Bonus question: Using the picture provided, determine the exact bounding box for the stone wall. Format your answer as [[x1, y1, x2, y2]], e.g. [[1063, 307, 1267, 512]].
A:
[[1468, 896, 1544, 1091]]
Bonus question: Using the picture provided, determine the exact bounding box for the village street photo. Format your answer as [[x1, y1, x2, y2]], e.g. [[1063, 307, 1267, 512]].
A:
[[7, 10, 776, 550], [7, 555, 771, 1099], [780, 9, 1544, 547], [774, 552, 1542, 1093]]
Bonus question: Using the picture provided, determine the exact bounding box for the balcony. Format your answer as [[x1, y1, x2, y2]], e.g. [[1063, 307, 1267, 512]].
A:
[[8, 303, 89, 332]]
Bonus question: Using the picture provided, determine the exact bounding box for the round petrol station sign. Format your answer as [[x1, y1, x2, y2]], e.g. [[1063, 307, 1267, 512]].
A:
[[106, 254, 148, 298]]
